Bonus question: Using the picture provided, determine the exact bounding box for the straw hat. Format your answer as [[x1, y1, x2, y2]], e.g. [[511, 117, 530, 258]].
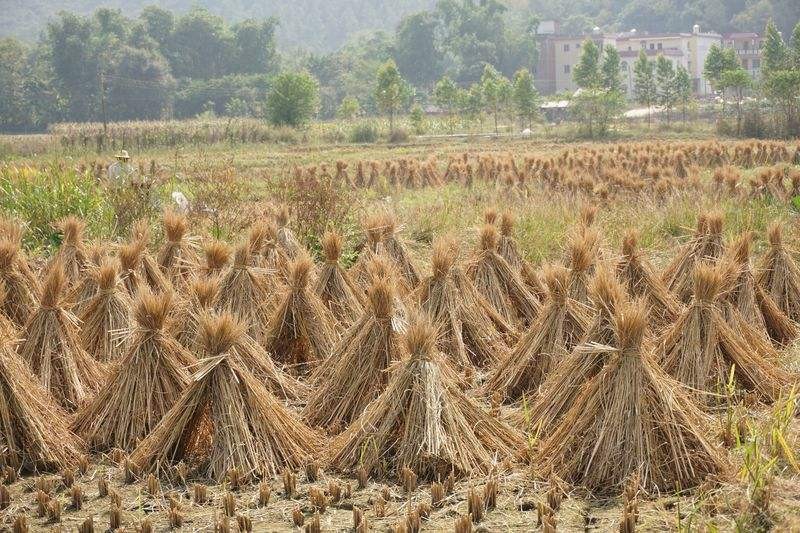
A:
[[115, 150, 130, 161]]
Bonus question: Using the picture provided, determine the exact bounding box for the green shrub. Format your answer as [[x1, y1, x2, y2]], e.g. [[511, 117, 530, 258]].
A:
[[349, 123, 379, 144], [0, 165, 114, 249], [388, 127, 411, 144]]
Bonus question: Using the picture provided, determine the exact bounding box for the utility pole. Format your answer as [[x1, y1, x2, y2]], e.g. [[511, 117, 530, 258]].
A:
[[100, 72, 108, 137]]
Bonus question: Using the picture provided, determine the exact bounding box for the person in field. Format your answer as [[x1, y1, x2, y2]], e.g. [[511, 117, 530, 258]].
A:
[[107, 150, 136, 184]]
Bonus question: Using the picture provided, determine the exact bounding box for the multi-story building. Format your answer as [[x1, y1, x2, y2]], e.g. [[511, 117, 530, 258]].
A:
[[721, 32, 764, 77], [535, 23, 723, 97]]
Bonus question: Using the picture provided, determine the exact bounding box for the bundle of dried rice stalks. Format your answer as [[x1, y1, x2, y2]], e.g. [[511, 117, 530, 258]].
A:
[[275, 206, 305, 259], [378, 212, 420, 287], [157, 210, 199, 286], [314, 230, 364, 326], [408, 236, 511, 369], [130, 313, 322, 482], [0, 216, 24, 244], [46, 216, 87, 284], [0, 282, 17, 338], [264, 253, 336, 374], [328, 314, 525, 481], [720, 233, 796, 346], [466, 225, 540, 327], [72, 289, 194, 451], [174, 277, 220, 352], [485, 265, 591, 403], [130, 221, 172, 293], [565, 228, 600, 305], [616, 231, 681, 332], [756, 222, 800, 322], [215, 242, 274, 348], [0, 330, 85, 472], [69, 242, 108, 315], [78, 260, 132, 363], [497, 212, 525, 270], [0, 239, 38, 327], [537, 300, 730, 496], [17, 263, 104, 411], [662, 212, 725, 302], [304, 277, 402, 430], [661, 265, 795, 402], [523, 266, 628, 433], [202, 240, 232, 278], [350, 214, 412, 292], [118, 240, 148, 296], [261, 221, 290, 280]]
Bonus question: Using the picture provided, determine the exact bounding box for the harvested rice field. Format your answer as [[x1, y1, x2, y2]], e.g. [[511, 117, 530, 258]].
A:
[[1, 137, 800, 532]]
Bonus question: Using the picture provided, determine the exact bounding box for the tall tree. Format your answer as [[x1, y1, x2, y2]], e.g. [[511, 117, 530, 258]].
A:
[[790, 21, 800, 68], [762, 20, 788, 75], [167, 8, 232, 80], [374, 59, 408, 131], [719, 68, 752, 135], [480, 64, 510, 134], [230, 18, 279, 75], [0, 38, 31, 131], [107, 46, 175, 121], [703, 44, 740, 89], [394, 12, 444, 88], [655, 55, 677, 122], [266, 70, 320, 126], [512, 68, 540, 129], [573, 39, 602, 89], [433, 75, 459, 131], [601, 45, 623, 93], [633, 50, 657, 127], [139, 6, 174, 50], [674, 65, 693, 122]]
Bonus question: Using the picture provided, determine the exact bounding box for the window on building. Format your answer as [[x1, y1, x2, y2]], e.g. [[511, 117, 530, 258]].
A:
[[753, 59, 760, 69], [564, 64, 571, 73], [649, 43, 655, 50], [640, 41, 645, 49], [657, 43, 662, 50], [627, 46, 632, 51], [563, 43, 570, 52]]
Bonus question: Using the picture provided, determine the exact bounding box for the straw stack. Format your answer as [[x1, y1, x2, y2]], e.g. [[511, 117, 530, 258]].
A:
[[756, 222, 800, 322], [314, 230, 364, 326], [78, 259, 133, 363], [662, 212, 725, 302], [0, 239, 37, 327], [157, 210, 199, 286], [46, 216, 88, 285]]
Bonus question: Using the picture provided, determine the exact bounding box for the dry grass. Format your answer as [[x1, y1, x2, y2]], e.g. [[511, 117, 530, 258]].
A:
[[130, 313, 322, 482], [157, 209, 200, 287], [46, 216, 87, 285], [0, 239, 38, 326], [78, 259, 132, 363], [663, 211, 725, 303], [314, 230, 364, 326], [71, 288, 194, 451], [756, 222, 800, 323]]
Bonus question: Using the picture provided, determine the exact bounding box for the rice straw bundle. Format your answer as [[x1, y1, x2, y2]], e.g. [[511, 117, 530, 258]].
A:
[[275, 206, 304, 259], [328, 314, 525, 481], [118, 240, 148, 296], [314, 230, 364, 326], [497, 212, 525, 270], [0, 282, 17, 338], [130, 221, 172, 293], [756, 222, 800, 322], [157, 210, 199, 286], [17, 263, 104, 411], [485, 265, 591, 403], [130, 314, 322, 482], [78, 260, 132, 363], [215, 242, 274, 348], [69, 242, 108, 315], [565, 228, 600, 305], [523, 266, 628, 433], [662, 212, 725, 302], [537, 300, 730, 496], [720, 233, 796, 346], [349, 214, 398, 291], [616, 230, 681, 331], [174, 277, 220, 352], [0, 216, 24, 244], [0, 330, 85, 473], [0, 239, 37, 327], [246, 222, 269, 267], [46, 216, 87, 284], [466, 225, 540, 327], [264, 253, 336, 374], [304, 277, 402, 430], [261, 221, 291, 280], [661, 265, 795, 402], [378, 212, 420, 287], [202, 240, 232, 278], [72, 289, 194, 451], [408, 236, 512, 369]]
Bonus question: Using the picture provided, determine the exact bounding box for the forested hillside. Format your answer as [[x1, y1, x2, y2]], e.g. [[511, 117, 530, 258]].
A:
[[1, 0, 437, 52]]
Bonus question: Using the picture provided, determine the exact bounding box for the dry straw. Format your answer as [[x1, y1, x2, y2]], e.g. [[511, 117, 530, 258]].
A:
[[304, 276, 401, 430], [17, 263, 104, 411], [264, 252, 336, 374], [466, 224, 540, 327], [260, 221, 291, 281], [565, 228, 601, 305], [202, 240, 232, 278], [537, 300, 730, 496], [328, 313, 525, 481], [0, 239, 38, 327], [69, 242, 107, 315], [72, 288, 194, 451], [129, 220, 172, 293], [174, 277, 220, 352], [377, 212, 420, 287], [78, 259, 133, 363], [497, 212, 525, 270], [661, 264, 795, 402], [524, 266, 628, 433], [46, 216, 88, 285], [662, 212, 725, 302], [756, 222, 800, 322], [0, 330, 85, 472], [720, 233, 796, 346], [616, 230, 681, 331], [0, 282, 17, 338], [215, 242, 274, 348], [275, 206, 305, 259], [485, 265, 591, 403], [314, 230, 364, 326], [408, 236, 512, 368], [195, 312, 307, 402], [157, 210, 200, 286], [130, 313, 322, 482]]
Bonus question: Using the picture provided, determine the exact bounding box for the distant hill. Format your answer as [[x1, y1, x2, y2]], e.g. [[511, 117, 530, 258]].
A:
[[0, 0, 437, 52]]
